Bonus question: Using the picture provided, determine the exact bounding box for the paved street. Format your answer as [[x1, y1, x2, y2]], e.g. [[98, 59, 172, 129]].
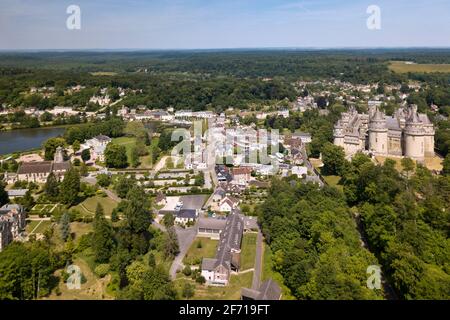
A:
[[169, 225, 197, 279]]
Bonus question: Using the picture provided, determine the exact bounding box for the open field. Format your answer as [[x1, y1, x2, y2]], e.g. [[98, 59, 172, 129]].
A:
[[389, 61, 450, 74], [183, 237, 218, 266], [240, 233, 257, 271], [72, 195, 119, 217], [375, 155, 443, 172]]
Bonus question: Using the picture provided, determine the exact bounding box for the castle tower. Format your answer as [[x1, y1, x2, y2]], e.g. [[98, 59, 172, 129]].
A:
[[333, 120, 345, 148], [54, 146, 64, 163], [404, 105, 425, 161], [368, 107, 388, 155]]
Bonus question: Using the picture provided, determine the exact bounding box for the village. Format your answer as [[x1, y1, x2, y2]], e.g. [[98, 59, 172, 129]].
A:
[[0, 76, 445, 301]]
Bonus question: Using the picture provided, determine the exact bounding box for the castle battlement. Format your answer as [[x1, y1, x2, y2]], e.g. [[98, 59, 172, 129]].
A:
[[333, 104, 434, 160]]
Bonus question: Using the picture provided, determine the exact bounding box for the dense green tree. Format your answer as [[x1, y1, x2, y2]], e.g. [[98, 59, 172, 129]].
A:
[[81, 149, 91, 162], [96, 173, 111, 187], [44, 172, 59, 199], [443, 153, 450, 176], [59, 212, 71, 242], [59, 167, 80, 205], [43, 137, 66, 161], [92, 204, 114, 263], [124, 185, 152, 233], [105, 143, 128, 168], [72, 140, 80, 153], [321, 142, 346, 176], [0, 242, 61, 299]]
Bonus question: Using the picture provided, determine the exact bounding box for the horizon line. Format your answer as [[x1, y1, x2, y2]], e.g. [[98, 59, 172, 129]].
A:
[[1, 46, 450, 53]]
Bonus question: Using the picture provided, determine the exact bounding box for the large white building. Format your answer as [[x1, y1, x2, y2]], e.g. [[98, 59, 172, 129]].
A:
[[333, 105, 434, 161]]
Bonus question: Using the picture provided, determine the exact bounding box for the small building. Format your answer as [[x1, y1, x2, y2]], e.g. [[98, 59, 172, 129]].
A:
[[219, 196, 239, 212], [232, 167, 252, 186], [6, 189, 28, 199], [80, 135, 111, 162], [174, 209, 198, 226], [291, 166, 308, 178], [241, 279, 282, 300], [212, 187, 226, 202]]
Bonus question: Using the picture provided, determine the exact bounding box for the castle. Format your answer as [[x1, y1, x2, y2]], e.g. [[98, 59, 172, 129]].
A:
[[333, 105, 434, 161]]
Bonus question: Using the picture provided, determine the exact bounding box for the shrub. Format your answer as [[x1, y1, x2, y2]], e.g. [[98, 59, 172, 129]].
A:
[[182, 265, 192, 276], [195, 275, 206, 284], [94, 264, 110, 278]]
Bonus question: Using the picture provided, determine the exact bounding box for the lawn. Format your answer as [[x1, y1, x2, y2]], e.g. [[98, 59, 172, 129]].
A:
[[176, 271, 254, 300], [240, 233, 257, 271], [26, 220, 52, 234], [389, 61, 450, 74], [25, 220, 40, 233], [73, 195, 119, 217], [262, 243, 294, 300], [322, 174, 343, 191], [183, 237, 219, 266], [112, 136, 136, 165]]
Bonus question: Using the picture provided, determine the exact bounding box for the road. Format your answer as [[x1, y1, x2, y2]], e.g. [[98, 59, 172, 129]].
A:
[[251, 230, 263, 290], [169, 225, 197, 279]]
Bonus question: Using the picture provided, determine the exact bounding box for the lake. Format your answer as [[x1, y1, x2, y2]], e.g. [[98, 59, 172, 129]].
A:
[[0, 127, 66, 155]]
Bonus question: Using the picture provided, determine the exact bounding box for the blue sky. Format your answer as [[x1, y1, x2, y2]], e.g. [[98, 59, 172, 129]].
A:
[[1, 0, 449, 49]]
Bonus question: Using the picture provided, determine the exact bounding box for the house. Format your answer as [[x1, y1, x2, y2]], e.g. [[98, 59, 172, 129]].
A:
[[174, 209, 198, 226], [212, 187, 226, 202], [201, 212, 244, 286], [12, 147, 70, 183], [232, 167, 252, 186], [292, 132, 312, 144], [292, 166, 308, 177], [219, 196, 239, 212], [0, 204, 26, 252], [6, 189, 28, 199], [80, 135, 111, 162], [241, 279, 282, 300]]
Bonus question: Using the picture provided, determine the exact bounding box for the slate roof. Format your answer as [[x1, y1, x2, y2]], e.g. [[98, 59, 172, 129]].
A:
[[241, 279, 282, 300], [198, 217, 227, 230], [17, 161, 53, 174], [176, 209, 197, 219]]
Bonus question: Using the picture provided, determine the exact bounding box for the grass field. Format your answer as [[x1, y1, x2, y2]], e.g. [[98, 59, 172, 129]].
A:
[[26, 220, 52, 234], [389, 61, 450, 74], [183, 237, 218, 266], [73, 195, 119, 217], [240, 233, 257, 271]]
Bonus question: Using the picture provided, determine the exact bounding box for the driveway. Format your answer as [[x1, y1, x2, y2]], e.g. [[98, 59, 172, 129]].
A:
[[169, 225, 197, 279]]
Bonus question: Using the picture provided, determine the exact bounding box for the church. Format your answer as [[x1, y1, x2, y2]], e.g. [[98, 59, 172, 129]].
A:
[[333, 104, 435, 161], [5, 146, 71, 184]]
